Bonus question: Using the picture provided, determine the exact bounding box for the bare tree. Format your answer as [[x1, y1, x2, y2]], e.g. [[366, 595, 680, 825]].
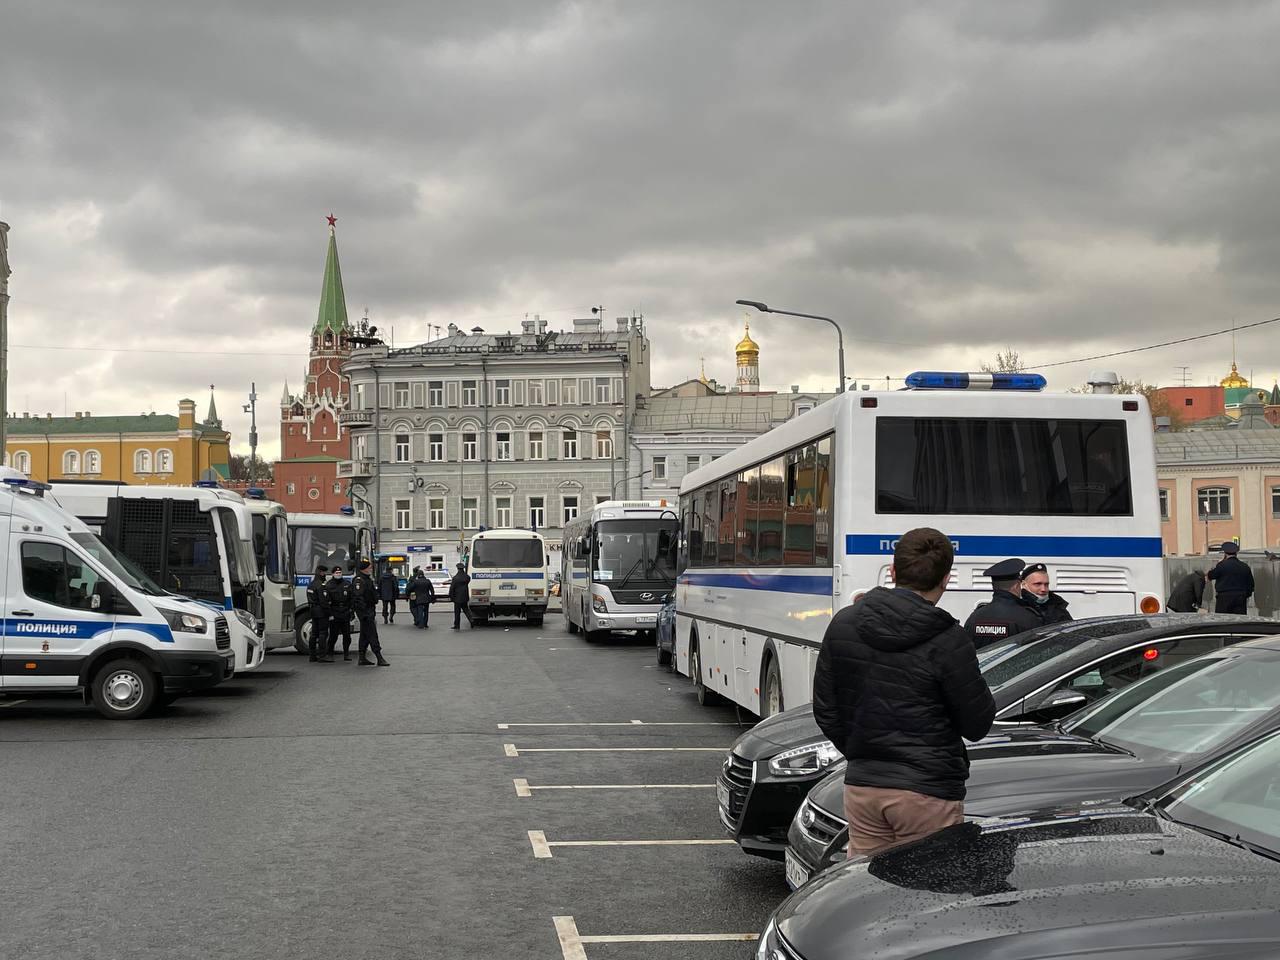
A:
[[980, 348, 1026, 373]]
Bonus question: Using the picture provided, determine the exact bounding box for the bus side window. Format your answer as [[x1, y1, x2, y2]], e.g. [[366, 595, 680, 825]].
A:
[[718, 479, 736, 565], [784, 447, 815, 566], [737, 467, 760, 566], [814, 436, 833, 564], [701, 487, 717, 567]]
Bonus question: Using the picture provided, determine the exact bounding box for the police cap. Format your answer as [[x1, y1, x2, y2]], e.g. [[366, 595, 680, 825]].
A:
[[1019, 562, 1047, 579], [983, 558, 1026, 580], [314, 564, 329, 575], [358, 559, 372, 571], [1222, 541, 1239, 555]]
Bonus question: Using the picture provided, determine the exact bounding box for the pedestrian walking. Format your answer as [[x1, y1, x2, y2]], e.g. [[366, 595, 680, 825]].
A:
[[306, 563, 333, 662], [378, 566, 399, 624], [449, 562, 472, 629], [962, 558, 1042, 643], [1019, 563, 1072, 626], [813, 527, 996, 858], [407, 568, 435, 628], [325, 564, 354, 660], [1167, 569, 1206, 613], [353, 559, 389, 666], [1208, 542, 1254, 615]]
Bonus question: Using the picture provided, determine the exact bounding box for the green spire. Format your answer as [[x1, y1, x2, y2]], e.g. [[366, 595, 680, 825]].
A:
[[205, 385, 222, 428], [314, 216, 349, 337]]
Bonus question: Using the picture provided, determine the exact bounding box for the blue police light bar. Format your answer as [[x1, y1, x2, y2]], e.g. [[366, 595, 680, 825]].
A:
[[195, 480, 221, 488], [2, 477, 52, 495], [339, 505, 355, 515], [246, 487, 266, 499], [905, 371, 1047, 391]]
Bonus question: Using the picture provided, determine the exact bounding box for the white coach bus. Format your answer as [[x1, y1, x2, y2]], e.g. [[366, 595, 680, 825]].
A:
[[562, 500, 681, 641], [673, 371, 1165, 718]]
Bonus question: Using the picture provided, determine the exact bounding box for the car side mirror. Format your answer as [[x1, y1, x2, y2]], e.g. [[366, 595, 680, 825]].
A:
[[91, 581, 116, 612], [1024, 688, 1088, 722]]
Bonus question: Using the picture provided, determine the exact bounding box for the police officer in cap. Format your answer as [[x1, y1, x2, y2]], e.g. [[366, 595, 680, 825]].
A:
[[352, 559, 390, 666], [306, 564, 333, 662], [964, 558, 1042, 643], [1208, 541, 1254, 615], [1019, 562, 1072, 626]]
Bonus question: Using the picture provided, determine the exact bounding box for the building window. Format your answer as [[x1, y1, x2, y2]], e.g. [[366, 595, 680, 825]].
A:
[[286, 482, 296, 495], [562, 379, 577, 405], [528, 380, 543, 405], [579, 378, 592, 404], [354, 383, 368, 409], [463, 432, 478, 461], [394, 499, 411, 530], [596, 495, 609, 504], [529, 496, 545, 530], [595, 428, 613, 459], [333, 482, 342, 494], [134, 449, 152, 474], [495, 496, 513, 527], [428, 381, 444, 407], [84, 450, 101, 474], [687, 455, 701, 473], [395, 433, 411, 463], [462, 498, 478, 529], [1184, 398, 1194, 406], [1197, 486, 1232, 520], [562, 495, 579, 525], [1159, 488, 1171, 521], [429, 433, 444, 461], [562, 431, 578, 460], [393, 382, 410, 408], [495, 379, 511, 405], [595, 378, 611, 404], [462, 380, 478, 406], [429, 498, 445, 530], [652, 456, 667, 482], [13, 451, 30, 474], [156, 449, 173, 474], [796, 404, 813, 416], [528, 431, 544, 460], [495, 431, 512, 460], [62, 450, 81, 475], [547, 379, 559, 405], [1271, 487, 1280, 519]]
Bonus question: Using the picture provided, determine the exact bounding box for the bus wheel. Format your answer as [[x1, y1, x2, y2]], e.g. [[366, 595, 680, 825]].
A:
[[293, 612, 312, 656], [528, 614, 544, 627], [566, 608, 579, 634], [691, 640, 719, 707], [91, 659, 158, 720], [762, 658, 783, 718]]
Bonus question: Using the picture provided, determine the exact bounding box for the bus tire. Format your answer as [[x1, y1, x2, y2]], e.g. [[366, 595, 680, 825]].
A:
[[690, 635, 719, 707], [528, 614, 544, 627], [762, 656, 784, 718], [566, 609, 580, 634], [91, 658, 158, 720], [293, 611, 312, 656]]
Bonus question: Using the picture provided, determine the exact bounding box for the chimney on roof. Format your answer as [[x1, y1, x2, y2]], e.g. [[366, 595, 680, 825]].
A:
[[574, 317, 601, 333], [46, 413, 52, 420], [536, 316, 546, 334], [615, 317, 628, 332], [471, 326, 484, 335], [521, 320, 536, 335], [791, 385, 799, 393], [74, 411, 82, 419], [447, 323, 459, 337]]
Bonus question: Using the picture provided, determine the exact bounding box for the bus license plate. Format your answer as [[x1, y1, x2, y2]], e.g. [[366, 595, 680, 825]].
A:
[[785, 849, 810, 890], [635, 615, 656, 624], [499, 583, 517, 590]]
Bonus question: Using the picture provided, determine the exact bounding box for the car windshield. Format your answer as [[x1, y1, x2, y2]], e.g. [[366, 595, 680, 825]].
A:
[[71, 531, 165, 596], [593, 519, 679, 585], [981, 618, 1151, 690], [472, 538, 544, 569], [1157, 729, 1280, 856], [293, 526, 359, 573], [1063, 650, 1280, 763]]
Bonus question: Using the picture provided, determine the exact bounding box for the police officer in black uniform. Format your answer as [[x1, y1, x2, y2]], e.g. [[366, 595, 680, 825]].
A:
[[325, 564, 354, 661], [963, 557, 1042, 643], [1019, 562, 1073, 626], [307, 564, 332, 662], [352, 559, 389, 666], [1208, 542, 1254, 615]]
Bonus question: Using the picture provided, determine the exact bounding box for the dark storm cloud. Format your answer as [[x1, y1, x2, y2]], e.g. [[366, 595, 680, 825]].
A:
[[6, 0, 1280, 452]]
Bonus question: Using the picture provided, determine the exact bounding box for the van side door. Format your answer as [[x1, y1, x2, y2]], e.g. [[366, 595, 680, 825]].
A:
[[7, 538, 117, 690]]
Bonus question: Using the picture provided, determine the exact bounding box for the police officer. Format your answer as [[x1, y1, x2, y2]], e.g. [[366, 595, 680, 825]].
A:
[[353, 559, 389, 666], [963, 558, 1042, 643], [325, 564, 354, 660], [1208, 542, 1254, 615], [449, 562, 472, 629], [306, 564, 333, 662], [1019, 562, 1072, 626]]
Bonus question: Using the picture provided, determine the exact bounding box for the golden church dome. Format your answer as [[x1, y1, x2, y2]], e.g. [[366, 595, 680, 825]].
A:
[[735, 322, 760, 362], [1220, 362, 1249, 389]]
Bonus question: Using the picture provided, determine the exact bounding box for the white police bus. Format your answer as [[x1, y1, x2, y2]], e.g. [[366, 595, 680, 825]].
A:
[[288, 508, 374, 653], [674, 372, 1165, 718], [466, 528, 549, 626], [562, 500, 680, 641]]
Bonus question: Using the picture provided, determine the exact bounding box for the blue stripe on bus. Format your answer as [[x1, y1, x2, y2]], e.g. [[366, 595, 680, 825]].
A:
[[844, 534, 1163, 559], [679, 573, 833, 595], [470, 572, 546, 580]]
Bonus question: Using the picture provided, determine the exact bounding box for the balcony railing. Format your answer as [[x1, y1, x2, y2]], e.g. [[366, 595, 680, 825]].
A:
[[339, 409, 374, 426], [336, 459, 375, 480]]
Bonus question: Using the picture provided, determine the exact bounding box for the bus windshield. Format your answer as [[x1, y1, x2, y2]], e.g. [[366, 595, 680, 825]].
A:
[[293, 527, 359, 574], [472, 538, 544, 569], [593, 519, 679, 585], [71, 532, 166, 596]]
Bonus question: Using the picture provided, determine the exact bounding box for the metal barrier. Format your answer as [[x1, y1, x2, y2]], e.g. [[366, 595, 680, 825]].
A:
[[1164, 553, 1280, 618]]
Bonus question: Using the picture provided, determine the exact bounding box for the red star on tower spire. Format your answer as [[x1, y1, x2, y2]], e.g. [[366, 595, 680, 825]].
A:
[[326, 214, 337, 227]]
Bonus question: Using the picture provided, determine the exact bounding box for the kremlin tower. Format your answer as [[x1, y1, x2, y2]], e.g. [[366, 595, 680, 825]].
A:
[[735, 320, 760, 391]]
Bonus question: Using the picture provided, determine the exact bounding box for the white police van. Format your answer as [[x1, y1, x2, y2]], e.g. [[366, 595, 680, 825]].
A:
[[1, 472, 234, 718], [465, 529, 549, 626]]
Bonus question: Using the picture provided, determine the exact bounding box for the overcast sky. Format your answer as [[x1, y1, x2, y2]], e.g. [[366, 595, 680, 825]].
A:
[[7, 0, 1280, 457]]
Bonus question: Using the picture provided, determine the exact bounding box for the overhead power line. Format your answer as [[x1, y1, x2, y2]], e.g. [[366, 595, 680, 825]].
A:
[[1025, 317, 1280, 370]]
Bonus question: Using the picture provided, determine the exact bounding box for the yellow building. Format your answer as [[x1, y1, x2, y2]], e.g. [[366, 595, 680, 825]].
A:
[[4, 393, 231, 485]]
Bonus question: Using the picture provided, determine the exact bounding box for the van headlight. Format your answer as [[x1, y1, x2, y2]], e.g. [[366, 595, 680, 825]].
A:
[[233, 609, 258, 631], [159, 607, 207, 634], [768, 740, 842, 777]]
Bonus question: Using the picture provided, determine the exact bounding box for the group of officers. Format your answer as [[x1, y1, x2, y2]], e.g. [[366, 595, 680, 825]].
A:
[[303, 560, 390, 666]]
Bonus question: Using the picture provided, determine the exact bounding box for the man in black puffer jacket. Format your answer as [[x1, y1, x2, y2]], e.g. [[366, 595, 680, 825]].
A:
[[813, 527, 996, 858]]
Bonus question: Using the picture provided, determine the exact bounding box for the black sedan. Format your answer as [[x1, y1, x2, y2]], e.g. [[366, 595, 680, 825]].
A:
[[719, 614, 1280, 860], [787, 633, 1280, 886], [760, 728, 1280, 960]]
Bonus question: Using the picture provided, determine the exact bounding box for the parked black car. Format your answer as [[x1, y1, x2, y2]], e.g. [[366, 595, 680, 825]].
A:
[[760, 728, 1280, 959], [655, 595, 676, 667], [787, 633, 1280, 886], [720, 614, 1280, 860]]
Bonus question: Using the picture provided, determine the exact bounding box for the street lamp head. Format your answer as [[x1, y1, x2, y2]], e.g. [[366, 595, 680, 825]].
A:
[[735, 299, 770, 313]]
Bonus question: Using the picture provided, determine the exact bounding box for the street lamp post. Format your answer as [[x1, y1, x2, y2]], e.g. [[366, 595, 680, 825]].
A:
[[735, 299, 845, 394], [613, 468, 652, 500], [241, 382, 259, 484]]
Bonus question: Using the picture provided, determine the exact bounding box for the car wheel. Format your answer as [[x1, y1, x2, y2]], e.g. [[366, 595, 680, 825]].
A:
[[656, 634, 672, 666], [91, 659, 158, 720], [762, 658, 783, 718], [293, 612, 312, 655]]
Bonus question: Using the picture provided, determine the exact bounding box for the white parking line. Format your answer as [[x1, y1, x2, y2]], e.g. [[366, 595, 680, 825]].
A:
[[497, 720, 737, 729], [513, 778, 714, 797], [553, 916, 757, 958], [504, 744, 724, 756], [528, 831, 734, 859]]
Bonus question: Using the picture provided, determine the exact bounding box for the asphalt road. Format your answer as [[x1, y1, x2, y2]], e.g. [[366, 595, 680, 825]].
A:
[[0, 609, 782, 959]]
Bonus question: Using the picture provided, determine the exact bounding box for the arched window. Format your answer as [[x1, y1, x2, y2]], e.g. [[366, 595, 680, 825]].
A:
[[62, 450, 81, 475], [491, 419, 514, 461], [13, 451, 30, 475], [134, 449, 153, 474], [84, 449, 101, 474], [526, 419, 547, 461], [594, 420, 614, 460], [156, 449, 174, 473]]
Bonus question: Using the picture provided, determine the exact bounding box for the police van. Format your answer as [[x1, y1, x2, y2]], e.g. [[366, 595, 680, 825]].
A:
[[1, 472, 234, 718], [465, 528, 549, 626], [288, 509, 374, 653]]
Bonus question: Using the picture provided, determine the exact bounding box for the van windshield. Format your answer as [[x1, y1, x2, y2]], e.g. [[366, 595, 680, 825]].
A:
[[472, 538, 544, 569], [293, 526, 359, 573], [71, 532, 165, 596]]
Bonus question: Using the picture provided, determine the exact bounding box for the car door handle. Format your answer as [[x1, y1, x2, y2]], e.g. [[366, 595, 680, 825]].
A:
[[11, 610, 34, 617]]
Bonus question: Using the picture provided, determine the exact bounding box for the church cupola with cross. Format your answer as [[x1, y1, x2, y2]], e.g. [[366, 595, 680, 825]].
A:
[[735, 319, 761, 391]]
